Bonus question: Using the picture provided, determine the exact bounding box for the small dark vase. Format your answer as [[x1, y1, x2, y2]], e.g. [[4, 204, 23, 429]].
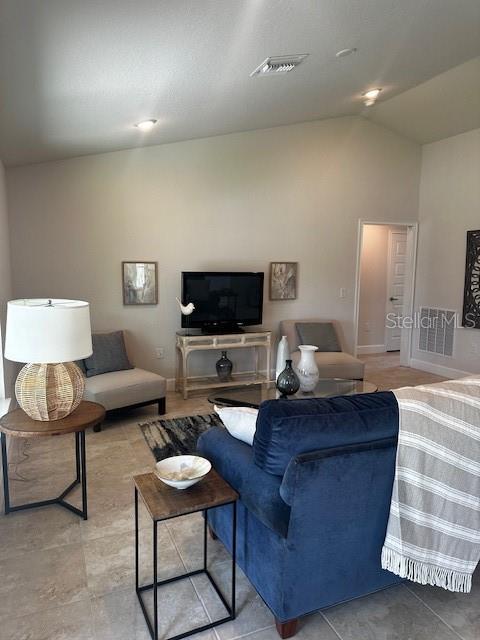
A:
[[216, 351, 233, 382], [276, 359, 300, 397]]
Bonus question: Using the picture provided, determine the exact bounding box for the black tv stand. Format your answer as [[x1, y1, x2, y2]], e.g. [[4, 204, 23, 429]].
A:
[[201, 325, 245, 335]]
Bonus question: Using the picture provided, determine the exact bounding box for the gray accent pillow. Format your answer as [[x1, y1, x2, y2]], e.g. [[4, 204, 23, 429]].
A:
[[295, 322, 341, 352], [84, 331, 133, 377]]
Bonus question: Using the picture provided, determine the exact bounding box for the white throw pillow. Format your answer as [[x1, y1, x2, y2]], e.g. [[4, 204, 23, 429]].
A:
[[214, 405, 258, 446]]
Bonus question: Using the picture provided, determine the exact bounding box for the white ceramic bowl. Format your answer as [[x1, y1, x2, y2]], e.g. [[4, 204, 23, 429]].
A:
[[155, 455, 211, 490]]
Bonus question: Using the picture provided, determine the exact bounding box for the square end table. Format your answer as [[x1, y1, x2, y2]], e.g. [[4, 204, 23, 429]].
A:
[[134, 469, 238, 640]]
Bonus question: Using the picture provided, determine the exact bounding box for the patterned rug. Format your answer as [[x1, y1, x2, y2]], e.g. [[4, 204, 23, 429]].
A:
[[139, 413, 223, 462]]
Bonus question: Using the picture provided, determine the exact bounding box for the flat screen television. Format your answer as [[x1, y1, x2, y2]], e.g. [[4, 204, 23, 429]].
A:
[[181, 271, 264, 333]]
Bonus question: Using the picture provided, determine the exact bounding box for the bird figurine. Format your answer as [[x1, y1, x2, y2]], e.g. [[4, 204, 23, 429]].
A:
[[176, 297, 195, 315]]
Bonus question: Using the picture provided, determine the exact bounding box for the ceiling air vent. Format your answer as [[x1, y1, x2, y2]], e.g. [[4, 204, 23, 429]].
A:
[[250, 54, 308, 77]]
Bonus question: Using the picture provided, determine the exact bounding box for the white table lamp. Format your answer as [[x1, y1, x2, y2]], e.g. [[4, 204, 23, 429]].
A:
[[5, 299, 93, 421]]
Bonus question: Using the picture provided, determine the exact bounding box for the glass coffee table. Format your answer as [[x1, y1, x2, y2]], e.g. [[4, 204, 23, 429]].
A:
[[208, 379, 378, 408]]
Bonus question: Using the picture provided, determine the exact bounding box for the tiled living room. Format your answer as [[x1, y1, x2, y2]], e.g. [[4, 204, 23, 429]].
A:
[[1, 2, 480, 640], [0, 355, 477, 640]]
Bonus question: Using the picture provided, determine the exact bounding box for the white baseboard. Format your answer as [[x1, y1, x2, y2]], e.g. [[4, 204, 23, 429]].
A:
[[409, 358, 472, 380], [357, 344, 386, 355]]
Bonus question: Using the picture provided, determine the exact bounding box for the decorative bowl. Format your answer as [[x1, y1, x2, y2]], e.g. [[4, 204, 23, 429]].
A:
[[155, 455, 211, 490]]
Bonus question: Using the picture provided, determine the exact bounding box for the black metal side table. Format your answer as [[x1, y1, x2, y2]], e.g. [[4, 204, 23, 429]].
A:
[[0, 401, 105, 519], [134, 469, 238, 640]]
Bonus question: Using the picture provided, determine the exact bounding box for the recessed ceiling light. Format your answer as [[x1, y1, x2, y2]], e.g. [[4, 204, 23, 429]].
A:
[[336, 48, 357, 58], [362, 88, 382, 106], [135, 119, 157, 131]]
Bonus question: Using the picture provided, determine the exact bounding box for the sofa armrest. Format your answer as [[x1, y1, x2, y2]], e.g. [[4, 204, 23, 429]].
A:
[[197, 427, 291, 537], [280, 437, 397, 506]]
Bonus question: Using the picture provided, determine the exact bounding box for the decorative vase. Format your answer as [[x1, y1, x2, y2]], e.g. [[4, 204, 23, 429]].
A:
[[275, 335, 290, 383], [276, 360, 300, 397], [216, 351, 233, 382], [295, 345, 319, 392]]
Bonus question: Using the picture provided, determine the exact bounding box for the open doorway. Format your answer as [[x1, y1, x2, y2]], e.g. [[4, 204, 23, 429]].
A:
[[354, 221, 418, 367]]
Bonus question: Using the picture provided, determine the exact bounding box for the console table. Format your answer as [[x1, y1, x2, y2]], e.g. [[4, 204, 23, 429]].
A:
[[175, 330, 272, 399]]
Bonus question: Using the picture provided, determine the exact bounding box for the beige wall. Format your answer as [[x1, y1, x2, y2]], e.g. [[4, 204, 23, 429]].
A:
[[412, 128, 480, 376], [6, 116, 421, 379], [0, 160, 13, 396], [357, 225, 391, 350]]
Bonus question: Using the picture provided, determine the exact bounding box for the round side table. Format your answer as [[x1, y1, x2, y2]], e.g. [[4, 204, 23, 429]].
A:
[[0, 400, 105, 520]]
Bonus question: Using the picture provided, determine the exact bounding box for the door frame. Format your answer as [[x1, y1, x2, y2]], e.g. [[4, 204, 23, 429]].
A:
[[353, 220, 418, 367]]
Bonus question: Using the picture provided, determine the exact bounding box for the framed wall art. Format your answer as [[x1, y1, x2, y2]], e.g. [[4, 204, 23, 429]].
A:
[[269, 262, 298, 300], [462, 230, 480, 329], [122, 261, 158, 305]]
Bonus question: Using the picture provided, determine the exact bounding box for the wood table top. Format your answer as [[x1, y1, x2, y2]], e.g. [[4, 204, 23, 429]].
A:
[[0, 401, 106, 437], [134, 468, 238, 522]]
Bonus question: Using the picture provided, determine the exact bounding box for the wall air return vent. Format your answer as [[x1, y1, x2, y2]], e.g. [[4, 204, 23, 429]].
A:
[[418, 307, 456, 357], [250, 54, 308, 77]]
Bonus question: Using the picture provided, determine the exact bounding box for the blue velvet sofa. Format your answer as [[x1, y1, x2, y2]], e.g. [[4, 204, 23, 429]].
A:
[[197, 391, 403, 638]]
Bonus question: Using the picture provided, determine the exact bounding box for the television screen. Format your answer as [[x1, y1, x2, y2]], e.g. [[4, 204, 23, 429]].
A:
[[181, 272, 264, 332]]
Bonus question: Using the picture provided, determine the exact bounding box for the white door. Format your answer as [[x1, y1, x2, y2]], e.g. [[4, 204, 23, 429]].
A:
[[385, 229, 407, 351]]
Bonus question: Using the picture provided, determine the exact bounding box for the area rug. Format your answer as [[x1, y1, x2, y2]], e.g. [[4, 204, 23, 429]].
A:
[[139, 413, 223, 462]]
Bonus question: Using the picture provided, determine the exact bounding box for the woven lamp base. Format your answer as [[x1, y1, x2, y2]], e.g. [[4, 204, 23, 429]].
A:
[[15, 362, 85, 421]]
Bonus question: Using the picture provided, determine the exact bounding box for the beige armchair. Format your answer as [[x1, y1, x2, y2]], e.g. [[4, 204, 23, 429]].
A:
[[81, 330, 167, 432], [279, 319, 365, 380]]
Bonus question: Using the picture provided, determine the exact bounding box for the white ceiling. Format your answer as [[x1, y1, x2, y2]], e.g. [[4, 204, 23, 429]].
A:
[[0, 0, 479, 166]]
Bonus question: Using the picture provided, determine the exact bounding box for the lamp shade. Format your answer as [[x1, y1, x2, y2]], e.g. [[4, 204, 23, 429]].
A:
[[5, 299, 93, 364]]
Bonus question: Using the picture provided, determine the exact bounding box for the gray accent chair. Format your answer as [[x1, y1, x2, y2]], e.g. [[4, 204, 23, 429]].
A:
[[279, 319, 365, 380], [83, 331, 166, 431]]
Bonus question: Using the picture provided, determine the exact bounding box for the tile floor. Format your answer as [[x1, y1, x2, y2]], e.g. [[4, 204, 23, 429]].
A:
[[0, 353, 478, 640]]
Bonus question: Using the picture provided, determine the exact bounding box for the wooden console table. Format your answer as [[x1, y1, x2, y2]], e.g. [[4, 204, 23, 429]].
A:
[[175, 330, 272, 399]]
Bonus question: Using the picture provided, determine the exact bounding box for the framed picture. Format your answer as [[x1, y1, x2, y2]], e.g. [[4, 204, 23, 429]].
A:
[[270, 262, 298, 300], [462, 230, 480, 329], [122, 261, 158, 305]]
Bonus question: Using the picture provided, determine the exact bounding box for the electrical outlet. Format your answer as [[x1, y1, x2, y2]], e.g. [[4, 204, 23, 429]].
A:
[[155, 347, 165, 359]]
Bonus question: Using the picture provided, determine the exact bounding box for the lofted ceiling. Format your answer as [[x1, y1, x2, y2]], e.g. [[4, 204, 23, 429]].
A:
[[0, 0, 479, 166], [368, 57, 480, 144]]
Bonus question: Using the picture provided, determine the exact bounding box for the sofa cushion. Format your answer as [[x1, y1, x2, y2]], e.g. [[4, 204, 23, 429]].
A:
[[253, 391, 398, 476], [291, 350, 364, 380], [295, 322, 341, 352], [198, 426, 291, 537], [84, 331, 132, 377], [83, 367, 166, 410]]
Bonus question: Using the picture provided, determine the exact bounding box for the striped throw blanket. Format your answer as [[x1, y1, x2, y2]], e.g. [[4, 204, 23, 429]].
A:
[[381, 377, 480, 593]]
